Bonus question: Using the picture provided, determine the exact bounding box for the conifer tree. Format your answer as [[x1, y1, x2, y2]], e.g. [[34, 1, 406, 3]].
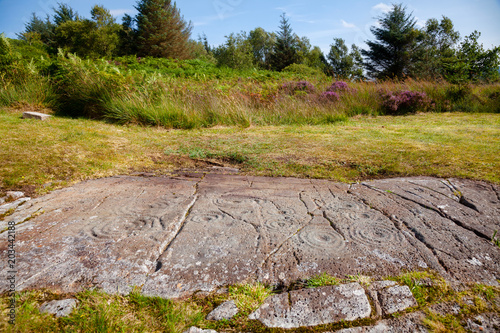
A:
[[362, 4, 419, 79], [269, 13, 299, 71], [135, 0, 193, 59]]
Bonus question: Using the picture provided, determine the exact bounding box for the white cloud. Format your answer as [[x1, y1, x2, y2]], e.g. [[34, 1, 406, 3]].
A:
[[109, 9, 134, 17], [341, 20, 357, 29], [372, 3, 392, 13], [415, 17, 426, 28]]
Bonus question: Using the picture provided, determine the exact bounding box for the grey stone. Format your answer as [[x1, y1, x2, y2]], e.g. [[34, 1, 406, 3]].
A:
[[22, 111, 51, 121], [206, 300, 239, 321], [0, 197, 30, 215], [6, 191, 24, 200], [248, 283, 371, 328], [39, 299, 77, 317], [183, 327, 218, 333], [333, 312, 428, 332], [378, 285, 417, 315], [467, 313, 500, 333]]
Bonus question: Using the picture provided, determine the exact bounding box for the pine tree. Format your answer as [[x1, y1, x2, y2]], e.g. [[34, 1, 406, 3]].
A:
[[362, 4, 419, 79], [135, 0, 193, 59], [269, 13, 299, 71]]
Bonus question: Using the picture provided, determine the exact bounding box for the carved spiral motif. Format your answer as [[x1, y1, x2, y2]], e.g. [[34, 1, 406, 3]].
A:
[[347, 221, 403, 246], [295, 227, 346, 251], [190, 212, 225, 224]]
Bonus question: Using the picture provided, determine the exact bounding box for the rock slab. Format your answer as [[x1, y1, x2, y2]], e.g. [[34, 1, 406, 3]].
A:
[[249, 283, 371, 328], [22, 111, 51, 121], [206, 300, 239, 321], [1, 175, 499, 297], [378, 285, 418, 315], [39, 299, 78, 317]]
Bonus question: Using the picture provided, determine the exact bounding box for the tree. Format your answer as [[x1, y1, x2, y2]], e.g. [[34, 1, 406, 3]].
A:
[[18, 13, 55, 47], [362, 4, 419, 79], [135, 0, 193, 59], [248, 27, 276, 69], [304, 46, 329, 74], [327, 38, 364, 80], [269, 13, 299, 71], [412, 16, 460, 79], [213, 32, 254, 70], [452, 31, 500, 82], [118, 14, 138, 55], [53, 3, 79, 25], [54, 5, 121, 58]]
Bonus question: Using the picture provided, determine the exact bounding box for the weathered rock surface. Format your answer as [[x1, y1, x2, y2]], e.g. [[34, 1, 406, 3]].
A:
[[206, 300, 239, 321], [377, 285, 417, 315], [39, 299, 78, 317], [249, 283, 371, 328], [466, 313, 500, 333], [334, 312, 428, 332], [22, 111, 51, 121], [0, 197, 30, 215], [0, 175, 499, 297]]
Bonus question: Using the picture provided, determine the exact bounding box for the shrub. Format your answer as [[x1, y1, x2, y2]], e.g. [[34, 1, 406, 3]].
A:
[[379, 89, 433, 115], [319, 91, 340, 102], [282, 63, 323, 77], [326, 81, 349, 92], [280, 80, 315, 95]]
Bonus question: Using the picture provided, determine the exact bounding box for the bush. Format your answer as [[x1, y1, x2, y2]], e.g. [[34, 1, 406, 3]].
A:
[[282, 63, 323, 77], [319, 91, 340, 102], [379, 89, 433, 115], [280, 80, 316, 95]]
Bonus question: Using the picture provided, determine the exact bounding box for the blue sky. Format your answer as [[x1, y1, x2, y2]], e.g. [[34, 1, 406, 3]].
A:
[[1, 0, 499, 53]]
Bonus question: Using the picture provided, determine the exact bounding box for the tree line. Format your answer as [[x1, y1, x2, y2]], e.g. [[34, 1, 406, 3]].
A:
[[17, 1, 500, 82]]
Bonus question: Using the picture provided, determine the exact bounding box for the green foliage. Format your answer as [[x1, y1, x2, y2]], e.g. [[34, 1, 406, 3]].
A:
[[269, 13, 300, 71], [282, 63, 324, 77], [135, 0, 193, 59], [362, 3, 419, 79], [0, 33, 14, 71], [52, 52, 121, 117], [327, 38, 364, 80], [213, 32, 255, 70]]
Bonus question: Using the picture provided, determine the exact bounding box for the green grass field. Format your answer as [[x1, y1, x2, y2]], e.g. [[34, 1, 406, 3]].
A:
[[1, 110, 499, 196]]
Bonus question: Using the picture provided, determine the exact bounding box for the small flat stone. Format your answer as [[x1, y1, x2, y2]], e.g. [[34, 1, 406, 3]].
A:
[[378, 285, 417, 315], [206, 300, 239, 321], [22, 111, 51, 121], [183, 327, 218, 333], [6, 191, 24, 201], [39, 299, 78, 317], [248, 283, 371, 328]]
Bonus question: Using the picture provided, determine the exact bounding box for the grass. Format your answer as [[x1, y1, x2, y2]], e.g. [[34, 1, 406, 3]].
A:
[[306, 273, 341, 288], [492, 230, 500, 248], [0, 110, 499, 195]]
